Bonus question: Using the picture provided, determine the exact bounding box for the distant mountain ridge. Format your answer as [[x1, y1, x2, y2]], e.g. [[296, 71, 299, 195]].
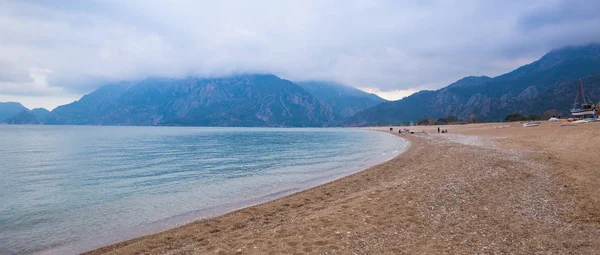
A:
[[446, 76, 492, 89], [0, 102, 29, 122], [4, 44, 600, 127], [46, 74, 337, 127], [295, 81, 386, 118], [4, 110, 42, 124], [3, 76, 383, 127], [347, 43, 600, 125], [31, 108, 51, 122], [0, 102, 51, 124]]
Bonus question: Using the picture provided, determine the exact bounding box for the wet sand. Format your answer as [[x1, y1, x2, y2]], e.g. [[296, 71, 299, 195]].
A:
[[86, 121, 600, 254]]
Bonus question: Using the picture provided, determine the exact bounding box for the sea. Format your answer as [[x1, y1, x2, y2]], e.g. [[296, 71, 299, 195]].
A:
[[0, 125, 405, 254]]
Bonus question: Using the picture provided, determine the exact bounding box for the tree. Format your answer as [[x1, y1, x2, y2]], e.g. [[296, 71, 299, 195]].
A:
[[504, 113, 528, 122], [543, 109, 559, 119], [427, 117, 435, 125], [446, 115, 460, 122], [417, 118, 428, 125], [527, 114, 542, 121], [467, 114, 477, 123], [435, 117, 448, 125]]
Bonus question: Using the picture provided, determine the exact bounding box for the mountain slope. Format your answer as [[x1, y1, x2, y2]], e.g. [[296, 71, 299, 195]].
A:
[[446, 76, 492, 89], [347, 44, 600, 125], [30, 108, 51, 122], [295, 81, 386, 118], [4, 109, 42, 124], [47, 74, 336, 127], [522, 75, 600, 117], [0, 102, 29, 122]]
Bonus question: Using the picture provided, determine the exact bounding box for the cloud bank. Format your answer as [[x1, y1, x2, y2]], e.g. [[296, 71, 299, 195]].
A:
[[1, 0, 600, 109]]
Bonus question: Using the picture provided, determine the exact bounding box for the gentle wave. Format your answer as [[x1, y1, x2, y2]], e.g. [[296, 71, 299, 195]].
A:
[[0, 126, 405, 255]]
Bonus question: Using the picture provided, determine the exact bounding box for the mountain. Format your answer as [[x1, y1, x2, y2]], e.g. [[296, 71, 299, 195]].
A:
[[446, 76, 492, 89], [522, 74, 600, 117], [347, 43, 600, 125], [4, 109, 42, 124], [46, 74, 336, 127], [0, 102, 29, 122], [31, 108, 51, 122], [295, 81, 386, 118]]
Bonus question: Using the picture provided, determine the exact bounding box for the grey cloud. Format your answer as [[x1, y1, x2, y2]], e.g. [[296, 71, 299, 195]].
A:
[[1, 0, 600, 103], [0, 64, 33, 83], [517, 0, 600, 31]]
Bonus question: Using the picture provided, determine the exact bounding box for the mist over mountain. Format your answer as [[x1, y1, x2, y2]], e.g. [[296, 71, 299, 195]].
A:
[[295, 81, 386, 118], [346, 44, 600, 125], [4, 44, 600, 127]]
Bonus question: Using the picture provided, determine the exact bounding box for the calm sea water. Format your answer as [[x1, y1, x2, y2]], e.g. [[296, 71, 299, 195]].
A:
[[0, 125, 405, 254]]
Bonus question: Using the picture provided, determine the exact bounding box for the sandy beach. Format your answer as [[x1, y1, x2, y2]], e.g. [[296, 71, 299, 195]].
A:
[[86, 121, 600, 254]]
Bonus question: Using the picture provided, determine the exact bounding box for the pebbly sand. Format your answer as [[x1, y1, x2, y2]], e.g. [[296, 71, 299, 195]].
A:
[[86, 121, 600, 254]]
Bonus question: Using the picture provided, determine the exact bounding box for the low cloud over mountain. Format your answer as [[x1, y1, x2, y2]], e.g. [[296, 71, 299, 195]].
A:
[[1, 1, 600, 109]]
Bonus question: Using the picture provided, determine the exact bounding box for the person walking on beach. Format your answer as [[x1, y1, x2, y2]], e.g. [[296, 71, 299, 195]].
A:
[[438, 127, 440, 133]]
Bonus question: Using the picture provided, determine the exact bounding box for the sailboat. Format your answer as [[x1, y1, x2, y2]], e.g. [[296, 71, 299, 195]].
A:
[[570, 78, 597, 117]]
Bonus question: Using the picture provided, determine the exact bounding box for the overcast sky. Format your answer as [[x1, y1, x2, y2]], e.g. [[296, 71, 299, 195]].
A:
[[1, 0, 600, 110]]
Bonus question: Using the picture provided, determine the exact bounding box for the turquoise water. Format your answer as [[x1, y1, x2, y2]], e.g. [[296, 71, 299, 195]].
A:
[[0, 126, 405, 254]]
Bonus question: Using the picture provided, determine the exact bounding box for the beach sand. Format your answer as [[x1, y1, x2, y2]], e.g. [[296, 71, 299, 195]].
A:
[[86, 122, 600, 254]]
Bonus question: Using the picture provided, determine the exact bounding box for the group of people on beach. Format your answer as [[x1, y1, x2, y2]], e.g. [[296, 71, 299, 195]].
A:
[[398, 128, 413, 134]]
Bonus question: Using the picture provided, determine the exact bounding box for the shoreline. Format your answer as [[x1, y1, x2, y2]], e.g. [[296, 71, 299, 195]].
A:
[[38, 130, 406, 255], [87, 123, 600, 254]]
